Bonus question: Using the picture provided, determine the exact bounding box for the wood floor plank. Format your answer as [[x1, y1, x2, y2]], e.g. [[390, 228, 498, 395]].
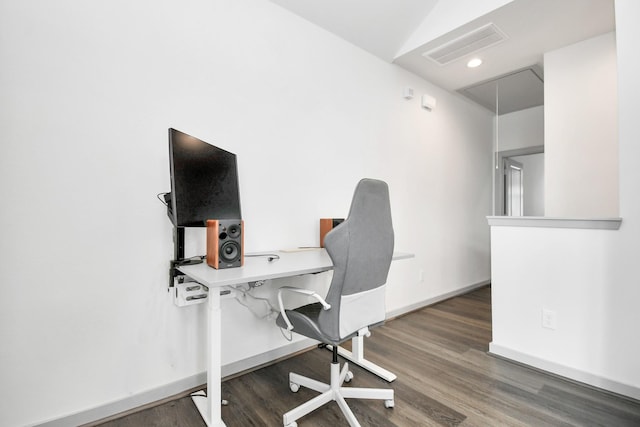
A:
[[96, 286, 640, 426]]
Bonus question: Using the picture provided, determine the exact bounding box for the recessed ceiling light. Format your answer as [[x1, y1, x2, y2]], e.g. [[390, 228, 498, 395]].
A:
[[467, 58, 483, 68]]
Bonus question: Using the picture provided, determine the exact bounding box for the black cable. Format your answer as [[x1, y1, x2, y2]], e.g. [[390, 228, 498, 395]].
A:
[[191, 390, 228, 406], [156, 192, 169, 206], [245, 253, 280, 262], [175, 255, 205, 266], [190, 390, 207, 398]]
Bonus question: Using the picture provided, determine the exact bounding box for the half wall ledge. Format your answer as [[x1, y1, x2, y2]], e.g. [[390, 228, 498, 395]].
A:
[[486, 216, 622, 230]]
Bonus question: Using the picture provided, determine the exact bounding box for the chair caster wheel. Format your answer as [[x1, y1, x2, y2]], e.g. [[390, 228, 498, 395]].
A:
[[385, 399, 395, 409], [289, 382, 300, 393], [345, 371, 354, 383]]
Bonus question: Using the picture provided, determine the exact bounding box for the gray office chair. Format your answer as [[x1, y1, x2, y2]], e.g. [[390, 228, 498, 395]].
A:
[[276, 178, 395, 427]]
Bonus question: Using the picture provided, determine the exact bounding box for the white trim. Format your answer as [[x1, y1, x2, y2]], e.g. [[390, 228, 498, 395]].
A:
[[487, 216, 622, 230], [489, 343, 640, 401], [386, 280, 490, 319], [35, 338, 317, 427], [33, 373, 206, 427], [221, 337, 316, 377]]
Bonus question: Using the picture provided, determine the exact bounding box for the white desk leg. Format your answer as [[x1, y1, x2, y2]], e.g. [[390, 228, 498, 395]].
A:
[[329, 331, 397, 382], [192, 290, 226, 426]]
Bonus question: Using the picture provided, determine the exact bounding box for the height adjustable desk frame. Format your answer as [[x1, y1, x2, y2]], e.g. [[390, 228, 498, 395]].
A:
[[178, 249, 412, 426]]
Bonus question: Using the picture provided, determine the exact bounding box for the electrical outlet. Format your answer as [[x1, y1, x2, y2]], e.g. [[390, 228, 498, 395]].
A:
[[542, 308, 557, 330]]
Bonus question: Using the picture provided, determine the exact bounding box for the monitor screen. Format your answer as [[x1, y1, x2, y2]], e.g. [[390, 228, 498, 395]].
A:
[[168, 128, 241, 227]]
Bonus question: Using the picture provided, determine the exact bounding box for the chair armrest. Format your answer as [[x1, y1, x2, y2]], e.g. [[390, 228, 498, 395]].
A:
[[277, 286, 331, 331]]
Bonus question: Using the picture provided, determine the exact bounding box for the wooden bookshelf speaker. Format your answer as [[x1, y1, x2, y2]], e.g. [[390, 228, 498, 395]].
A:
[[207, 219, 244, 269], [319, 218, 344, 248]]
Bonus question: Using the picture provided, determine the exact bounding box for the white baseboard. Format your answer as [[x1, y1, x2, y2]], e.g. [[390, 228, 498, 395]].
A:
[[34, 373, 206, 427], [387, 280, 490, 319], [35, 338, 318, 427], [489, 342, 640, 401], [222, 337, 317, 377]]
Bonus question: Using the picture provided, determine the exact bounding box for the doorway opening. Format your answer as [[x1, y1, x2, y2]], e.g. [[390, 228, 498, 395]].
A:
[[494, 146, 544, 216]]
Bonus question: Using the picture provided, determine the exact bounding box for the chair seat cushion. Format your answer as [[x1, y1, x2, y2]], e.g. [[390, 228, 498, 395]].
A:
[[276, 303, 357, 346]]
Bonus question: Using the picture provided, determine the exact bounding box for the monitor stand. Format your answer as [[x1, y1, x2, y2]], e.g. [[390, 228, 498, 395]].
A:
[[169, 226, 185, 287]]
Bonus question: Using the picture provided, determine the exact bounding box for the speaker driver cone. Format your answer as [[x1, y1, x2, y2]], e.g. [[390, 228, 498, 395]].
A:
[[227, 224, 241, 239], [219, 241, 241, 263]]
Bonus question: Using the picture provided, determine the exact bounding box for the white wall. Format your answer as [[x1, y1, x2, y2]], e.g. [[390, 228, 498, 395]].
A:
[[0, 0, 493, 425], [490, 225, 632, 394], [490, 0, 640, 401], [544, 32, 618, 217], [497, 105, 544, 152]]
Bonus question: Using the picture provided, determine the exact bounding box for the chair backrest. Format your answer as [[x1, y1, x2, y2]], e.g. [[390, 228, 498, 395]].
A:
[[319, 178, 394, 342]]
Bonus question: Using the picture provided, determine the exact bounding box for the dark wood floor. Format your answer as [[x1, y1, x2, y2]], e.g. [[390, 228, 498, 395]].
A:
[[96, 286, 640, 426]]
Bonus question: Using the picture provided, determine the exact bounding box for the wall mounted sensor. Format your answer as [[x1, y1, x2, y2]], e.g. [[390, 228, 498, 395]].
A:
[[403, 87, 414, 99], [421, 94, 436, 111]]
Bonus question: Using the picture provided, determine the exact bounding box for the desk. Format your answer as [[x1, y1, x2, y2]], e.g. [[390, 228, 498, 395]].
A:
[[178, 249, 412, 426]]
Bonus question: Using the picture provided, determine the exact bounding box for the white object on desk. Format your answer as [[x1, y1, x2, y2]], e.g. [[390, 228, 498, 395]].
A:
[[177, 248, 413, 426]]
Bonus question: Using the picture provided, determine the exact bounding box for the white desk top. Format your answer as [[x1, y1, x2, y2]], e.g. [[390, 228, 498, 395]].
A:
[[177, 248, 413, 288]]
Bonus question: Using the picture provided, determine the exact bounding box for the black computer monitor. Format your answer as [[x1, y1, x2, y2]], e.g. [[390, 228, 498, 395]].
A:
[[167, 128, 242, 227]]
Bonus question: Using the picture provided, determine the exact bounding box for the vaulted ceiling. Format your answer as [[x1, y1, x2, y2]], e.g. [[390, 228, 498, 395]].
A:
[[268, 0, 615, 114]]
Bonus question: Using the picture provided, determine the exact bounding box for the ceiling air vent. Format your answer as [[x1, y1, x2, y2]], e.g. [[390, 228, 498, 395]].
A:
[[422, 23, 507, 66]]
